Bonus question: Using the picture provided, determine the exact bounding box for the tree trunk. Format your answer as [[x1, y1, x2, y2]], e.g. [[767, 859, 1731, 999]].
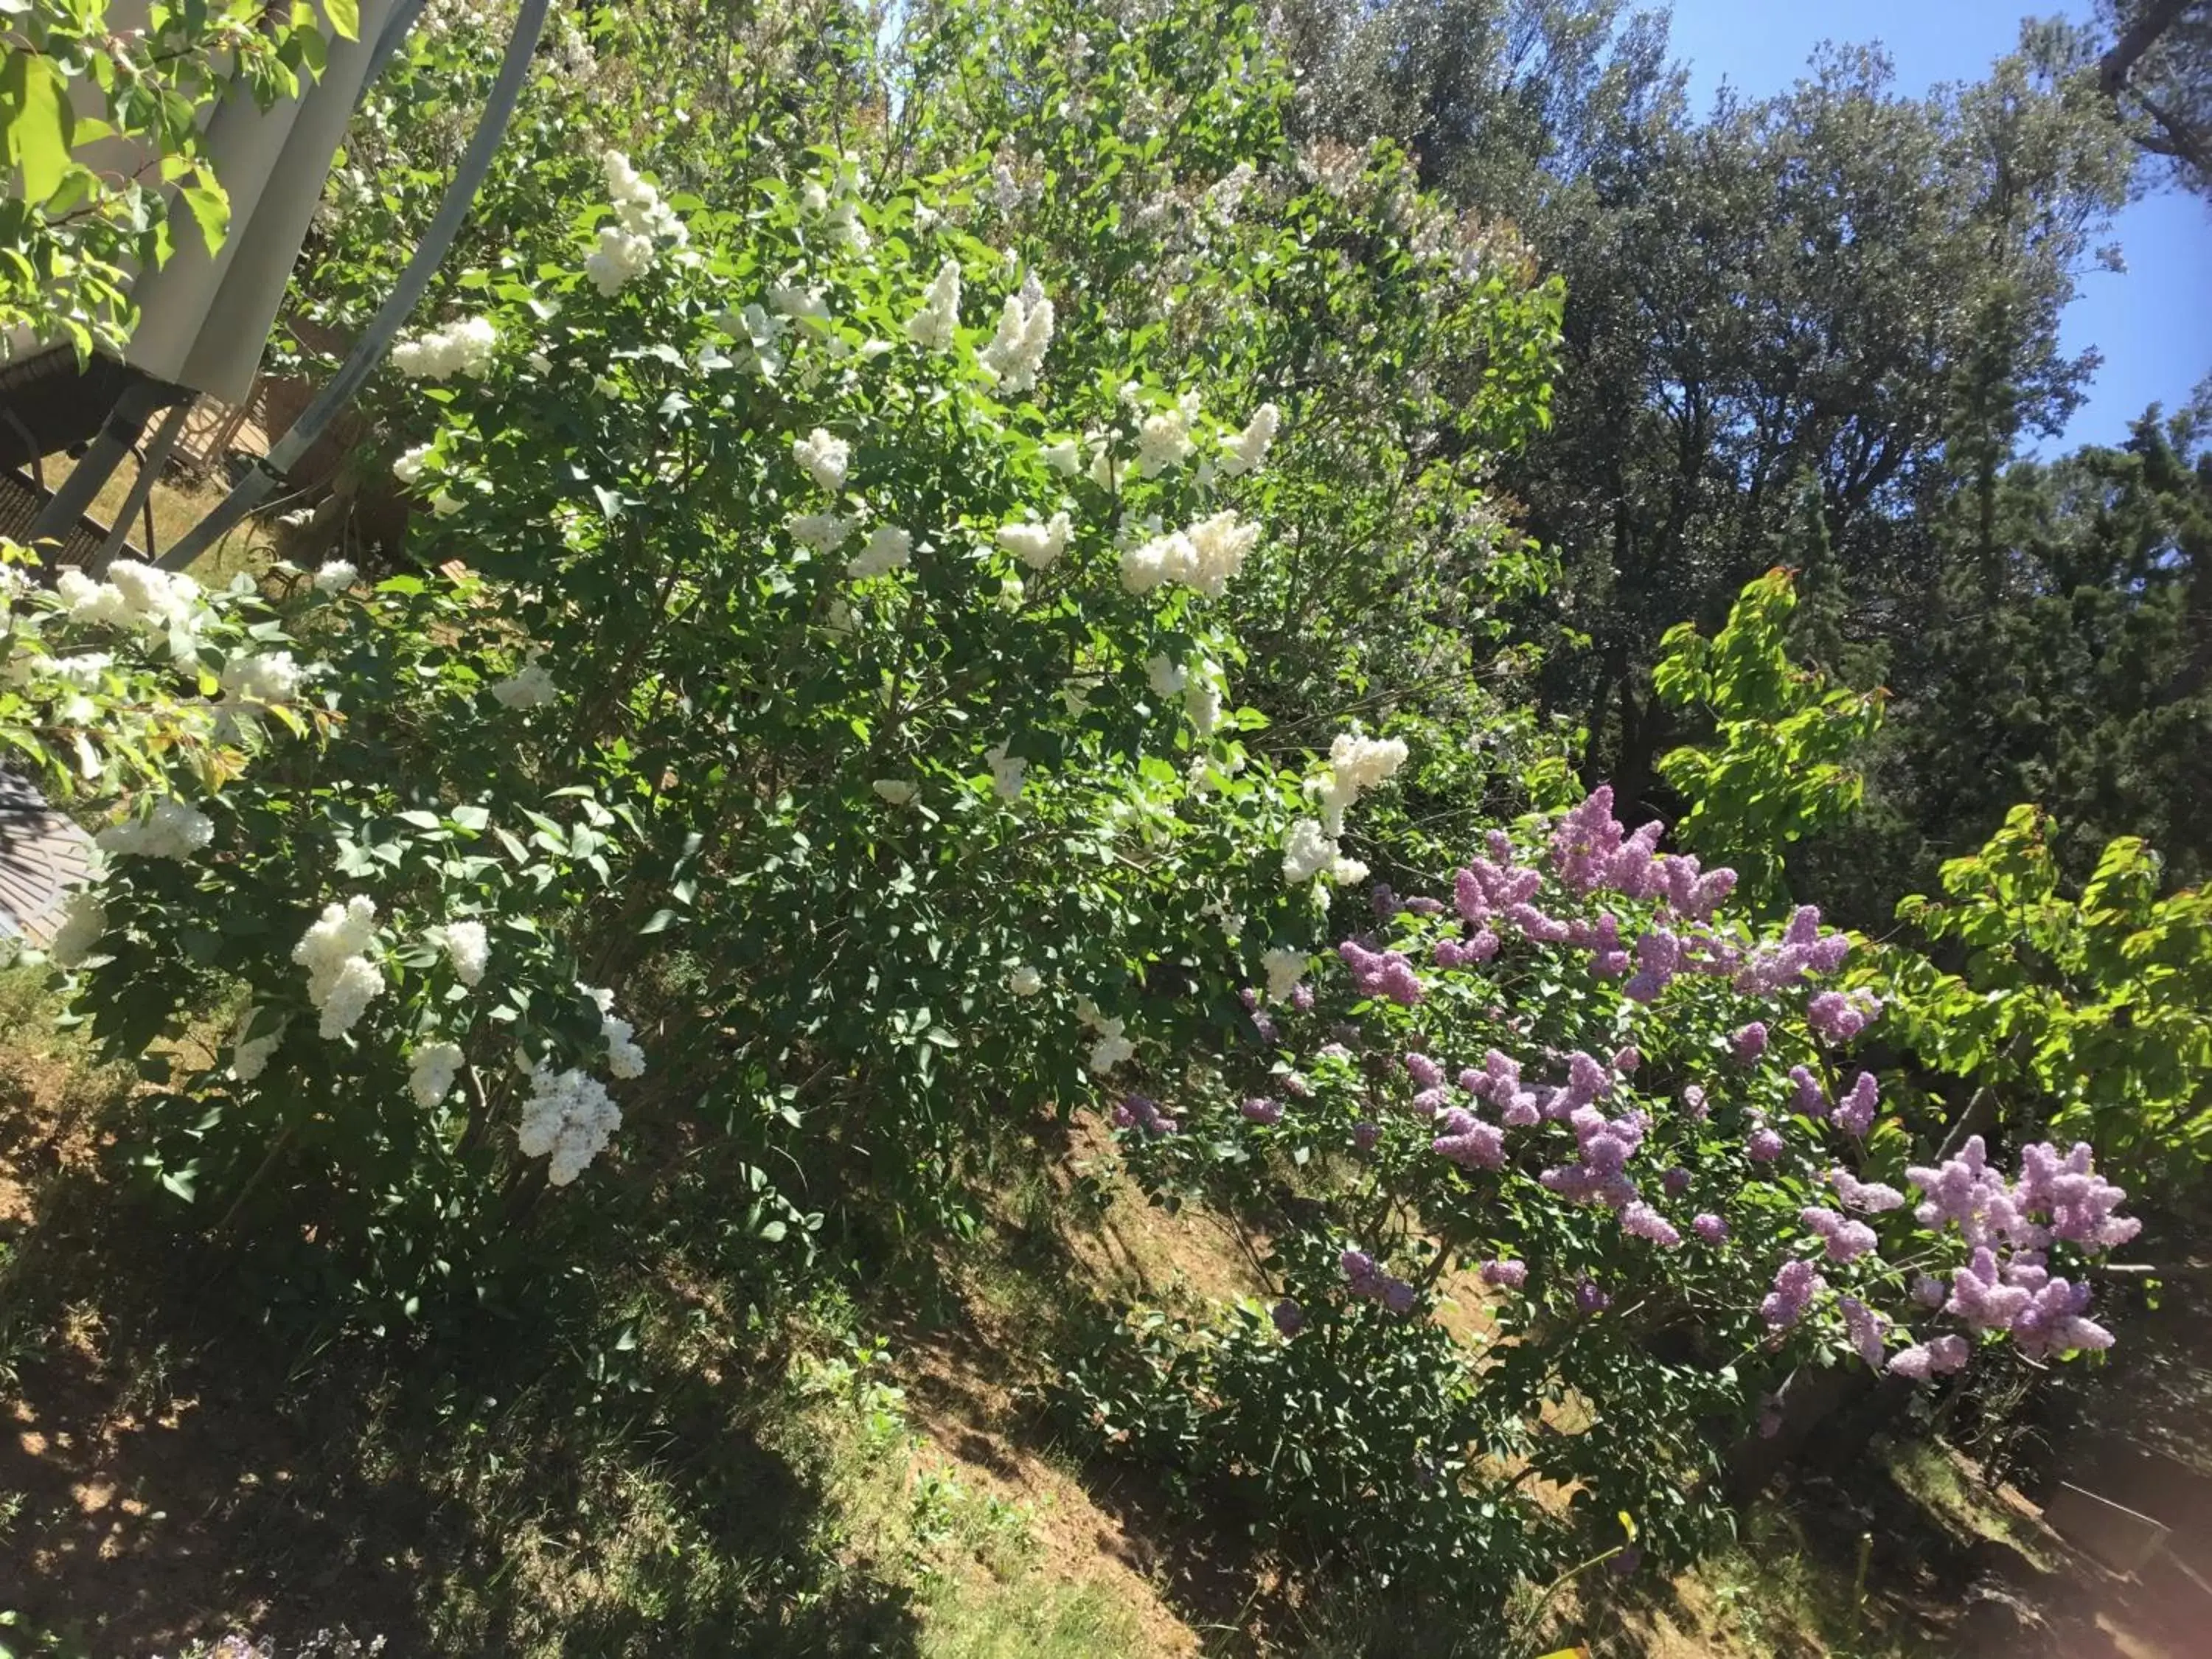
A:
[[2098, 0, 2197, 98]]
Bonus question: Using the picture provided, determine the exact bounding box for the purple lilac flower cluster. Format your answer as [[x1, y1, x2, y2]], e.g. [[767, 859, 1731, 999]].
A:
[[1539, 1102, 1648, 1209], [1760, 1258, 1826, 1328], [1240, 1096, 1284, 1125], [1481, 1257, 1528, 1290], [1461, 1048, 1543, 1127], [1342, 1248, 1417, 1315], [1746, 1135, 2138, 1377], [1432, 1107, 1506, 1170], [1450, 830, 1555, 952], [1338, 939, 1425, 1005], [1550, 785, 1738, 918], [1829, 1167, 1907, 1211], [1838, 1295, 1891, 1368], [1798, 1206, 1879, 1263], [1733, 903, 1854, 995], [1806, 988, 1884, 1044], [1907, 1135, 2138, 1251], [1787, 1065, 1826, 1117], [1112, 1094, 1179, 1136], [1831, 1071, 1880, 1137], [1620, 1200, 1683, 1248], [1891, 1135, 2138, 1365], [1885, 1333, 1970, 1380]]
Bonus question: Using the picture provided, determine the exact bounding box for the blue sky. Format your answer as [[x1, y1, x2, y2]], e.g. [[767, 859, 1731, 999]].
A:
[[1666, 0, 2212, 448]]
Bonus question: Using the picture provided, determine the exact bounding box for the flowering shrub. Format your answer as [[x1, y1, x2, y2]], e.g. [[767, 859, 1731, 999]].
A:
[[0, 536, 324, 820], [1065, 782, 2139, 1623], [26, 0, 1576, 1323]]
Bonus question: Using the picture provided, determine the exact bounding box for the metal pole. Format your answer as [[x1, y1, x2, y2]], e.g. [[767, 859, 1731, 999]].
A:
[[94, 401, 193, 571], [363, 0, 431, 88], [156, 0, 552, 572], [29, 380, 178, 546]]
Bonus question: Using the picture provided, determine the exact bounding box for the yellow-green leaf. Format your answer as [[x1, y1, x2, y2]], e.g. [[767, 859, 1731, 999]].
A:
[[181, 181, 231, 255], [4, 50, 75, 204]]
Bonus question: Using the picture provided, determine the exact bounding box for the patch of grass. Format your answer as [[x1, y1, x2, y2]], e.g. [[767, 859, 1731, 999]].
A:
[[1686, 1507, 1935, 1659], [30, 450, 245, 568], [919, 1574, 1148, 1659]]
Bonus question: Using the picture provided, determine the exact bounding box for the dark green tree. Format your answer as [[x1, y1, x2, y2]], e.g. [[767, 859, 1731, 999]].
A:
[[1869, 394, 2212, 898]]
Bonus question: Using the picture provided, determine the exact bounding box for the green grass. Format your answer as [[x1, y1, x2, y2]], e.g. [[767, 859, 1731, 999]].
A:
[[920, 1577, 1148, 1659]]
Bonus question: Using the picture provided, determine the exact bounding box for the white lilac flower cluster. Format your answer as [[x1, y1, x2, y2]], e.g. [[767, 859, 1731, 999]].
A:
[[584, 150, 687, 296], [47, 888, 106, 968], [985, 740, 1026, 801], [408, 1040, 465, 1108], [714, 302, 788, 378], [1133, 395, 1201, 479], [1119, 510, 1260, 598], [431, 919, 489, 986], [218, 650, 302, 708], [1040, 437, 1082, 476], [769, 282, 832, 331], [789, 511, 858, 555], [392, 444, 433, 484], [1077, 997, 1134, 1076], [583, 986, 647, 1079], [1217, 403, 1279, 476], [906, 258, 962, 350], [844, 524, 912, 580], [21, 650, 112, 726], [292, 896, 385, 1039], [1005, 963, 1043, 996], [516, 1063, 622, 1185], [1182, 657, 1227, 736], [995, 512, 1070, 570], [390, 315, 496, 380], [1262, 945, 1310, 1003], [97, 797, 214, 860], [793, 428, 850, 493], [229, 1009, 285, 1082], [55, 560, 208, 655], [977, 286, 1054, 393], [1281, 732, 1409, 891], [799, 165, 871, 253], [312, 560, 358, 595], [490, 650, 557, 709]]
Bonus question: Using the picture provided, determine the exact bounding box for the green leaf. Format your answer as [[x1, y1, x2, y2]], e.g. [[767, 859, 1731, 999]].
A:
[[323, 0, 361, 41], [4, 51, 74, 206], [181, 179, 231, 256]]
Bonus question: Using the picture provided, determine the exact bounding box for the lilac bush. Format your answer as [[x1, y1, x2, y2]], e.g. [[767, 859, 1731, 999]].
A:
[[1071, 782, 2139, 1616]]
